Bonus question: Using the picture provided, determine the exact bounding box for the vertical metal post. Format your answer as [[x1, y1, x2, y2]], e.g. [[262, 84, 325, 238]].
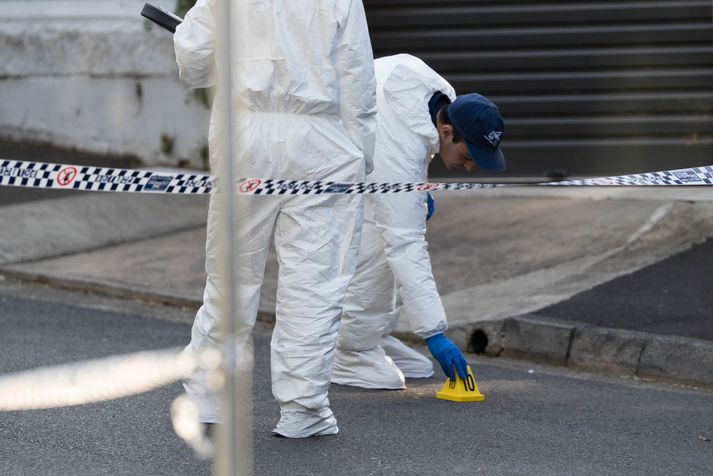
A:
[[214, 0, 253, 474]]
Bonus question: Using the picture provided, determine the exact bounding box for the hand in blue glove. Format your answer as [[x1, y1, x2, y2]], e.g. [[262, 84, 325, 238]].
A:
[[425, 333, 468, 381], [426, 192, 435, 221]]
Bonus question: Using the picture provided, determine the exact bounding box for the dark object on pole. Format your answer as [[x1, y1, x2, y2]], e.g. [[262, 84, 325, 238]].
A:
[[141, 3, 184, 33], [545, 168, 569, 180]]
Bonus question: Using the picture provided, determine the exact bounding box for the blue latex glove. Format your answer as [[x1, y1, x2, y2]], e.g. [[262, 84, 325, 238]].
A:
[[426, 192, 435, 221], [425, 333, 468, 381]]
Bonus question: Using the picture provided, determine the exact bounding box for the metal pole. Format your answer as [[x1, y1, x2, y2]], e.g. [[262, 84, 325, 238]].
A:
[[214, 0, 253, 474]]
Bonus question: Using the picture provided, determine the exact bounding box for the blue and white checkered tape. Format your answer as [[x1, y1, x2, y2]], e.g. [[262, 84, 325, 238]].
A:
[[1, 159, 713, 195]]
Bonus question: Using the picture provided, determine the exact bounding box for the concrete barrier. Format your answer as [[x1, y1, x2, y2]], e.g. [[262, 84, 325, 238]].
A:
[[0, 0, 210, 168]]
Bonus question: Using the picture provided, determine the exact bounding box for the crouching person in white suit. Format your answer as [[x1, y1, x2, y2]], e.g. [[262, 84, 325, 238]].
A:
[[333, 54, 506, 389]]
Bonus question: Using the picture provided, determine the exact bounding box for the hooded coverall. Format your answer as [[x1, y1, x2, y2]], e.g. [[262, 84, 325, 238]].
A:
[[174, 0, 376, 437], [332, 54, 455, 389]]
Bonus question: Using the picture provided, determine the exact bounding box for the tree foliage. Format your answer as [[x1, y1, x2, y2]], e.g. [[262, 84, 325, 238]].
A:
[[175, 0, 197, 17]]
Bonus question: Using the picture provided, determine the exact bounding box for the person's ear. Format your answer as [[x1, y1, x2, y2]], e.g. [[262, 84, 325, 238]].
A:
[[439, 124, 454, 141]]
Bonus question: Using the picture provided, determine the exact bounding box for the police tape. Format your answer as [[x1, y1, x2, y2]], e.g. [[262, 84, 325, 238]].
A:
[[2, 159, 713, 196], [0, 346, 217, 457], [0, 347, 195, 411]]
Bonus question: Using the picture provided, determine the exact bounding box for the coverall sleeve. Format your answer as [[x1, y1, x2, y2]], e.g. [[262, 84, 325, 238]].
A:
[[372, 192, 448, 338], [334, 0, 377, 174], [173, 0, 217, 89]]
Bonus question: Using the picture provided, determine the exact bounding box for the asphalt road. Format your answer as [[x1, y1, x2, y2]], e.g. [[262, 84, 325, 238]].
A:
[[0, 282, 712, 475]]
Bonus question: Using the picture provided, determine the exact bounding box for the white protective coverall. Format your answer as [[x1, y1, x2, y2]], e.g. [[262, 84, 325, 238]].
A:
[[174, 0, 376, 437], [332, 54, 456, 389]]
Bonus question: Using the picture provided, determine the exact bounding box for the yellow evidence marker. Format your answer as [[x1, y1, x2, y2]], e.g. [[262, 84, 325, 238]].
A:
[[436, 365, 485, 402]]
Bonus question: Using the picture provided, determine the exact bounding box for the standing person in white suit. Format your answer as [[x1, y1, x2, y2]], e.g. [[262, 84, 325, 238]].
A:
[[173, 0, 376, 437], [332, 54, 506, 390]]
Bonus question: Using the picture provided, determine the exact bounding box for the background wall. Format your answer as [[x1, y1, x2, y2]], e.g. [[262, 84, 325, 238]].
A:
[[0, 0, 210, 169], [3, 1, 712, 177]]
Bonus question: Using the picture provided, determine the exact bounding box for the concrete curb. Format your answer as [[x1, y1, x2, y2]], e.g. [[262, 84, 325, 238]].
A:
[[4, 268, 713, 390], [0, 267, 279, 324], [457, 314, 713, 389], [0, 267, 202, 309]]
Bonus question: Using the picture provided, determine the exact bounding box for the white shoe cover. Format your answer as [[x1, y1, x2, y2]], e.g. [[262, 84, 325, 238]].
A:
[[182, 386, 222, 424], [273, 404, 339, 438], [381, 335, 434, 379], [331, 346, 406, 389]]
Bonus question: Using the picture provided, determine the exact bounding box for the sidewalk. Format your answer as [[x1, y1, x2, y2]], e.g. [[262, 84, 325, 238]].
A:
[[2, 184, 713, 388]]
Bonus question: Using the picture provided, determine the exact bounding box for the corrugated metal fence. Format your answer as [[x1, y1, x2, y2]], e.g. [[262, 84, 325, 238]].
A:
[[364, 0, 713, 177]]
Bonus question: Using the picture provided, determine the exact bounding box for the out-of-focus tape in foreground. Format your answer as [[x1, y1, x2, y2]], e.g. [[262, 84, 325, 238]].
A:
[[1, 159, 713, 196], [0, 348, 195, 411], [0, 348, 220, 457]]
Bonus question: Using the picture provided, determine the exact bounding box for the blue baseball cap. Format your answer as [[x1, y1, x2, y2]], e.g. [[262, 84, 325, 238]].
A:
[[448, 94, 506, 171]]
